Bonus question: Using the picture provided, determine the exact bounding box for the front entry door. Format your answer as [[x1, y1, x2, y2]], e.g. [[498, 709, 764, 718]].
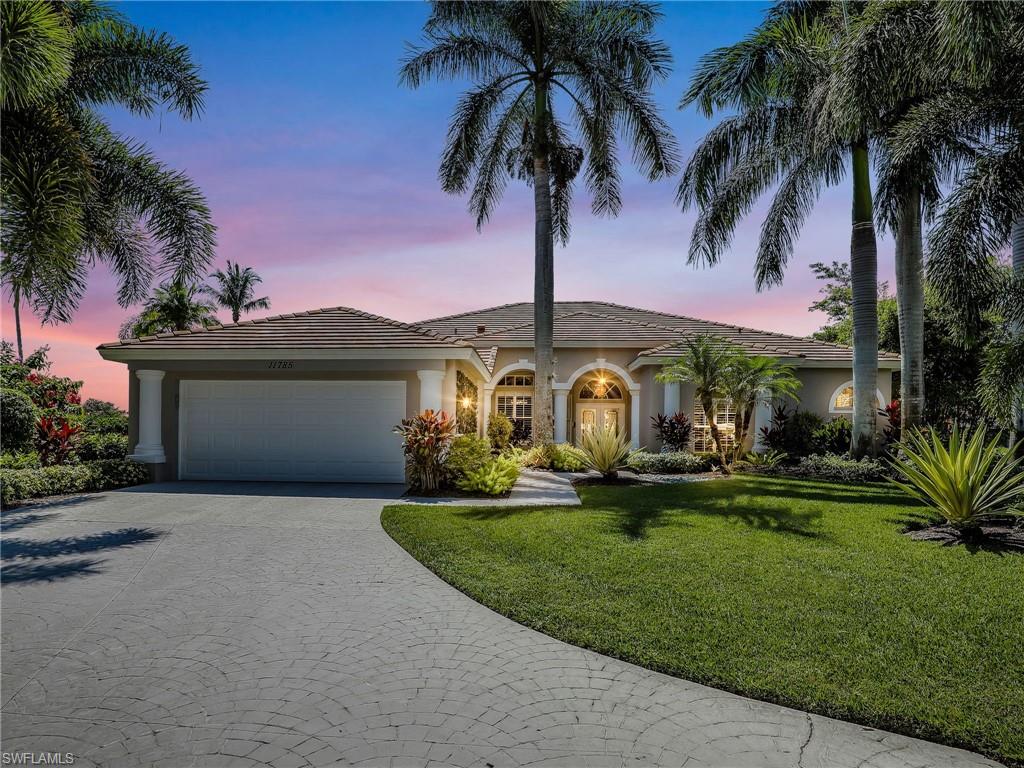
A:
[[576, 403, 625, 443]]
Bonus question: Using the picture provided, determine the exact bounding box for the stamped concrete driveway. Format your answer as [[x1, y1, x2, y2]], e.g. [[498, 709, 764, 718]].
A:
[[1, 483, 1002, 768]]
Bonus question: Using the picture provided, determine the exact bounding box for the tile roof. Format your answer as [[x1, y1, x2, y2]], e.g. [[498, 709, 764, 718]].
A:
[[417, 301, 900, 363], [99, 306, 468, 350]]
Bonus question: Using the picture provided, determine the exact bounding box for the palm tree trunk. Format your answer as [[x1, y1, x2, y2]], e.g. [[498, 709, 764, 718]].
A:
[[532, 82, 555, 445], [13, 288, 24, 363], [232, 307, 240, 324], [703, 396, 730, 474], [895, 184, 925, 432], [849, 141, 879, 458], [1011, 217, 1024, 448]]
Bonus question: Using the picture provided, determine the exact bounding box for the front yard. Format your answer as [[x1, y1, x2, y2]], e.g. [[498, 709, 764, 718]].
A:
[[382, 475, 1023, 765]]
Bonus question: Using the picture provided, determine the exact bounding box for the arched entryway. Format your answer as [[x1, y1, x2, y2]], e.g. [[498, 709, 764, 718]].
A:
[[572, 370, 628, 444]]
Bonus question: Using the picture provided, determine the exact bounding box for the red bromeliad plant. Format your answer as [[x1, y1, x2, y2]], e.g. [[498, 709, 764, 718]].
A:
[[881, 399, 901, 445], [35, 416, 83, 466], [393, 410, 456, 492]]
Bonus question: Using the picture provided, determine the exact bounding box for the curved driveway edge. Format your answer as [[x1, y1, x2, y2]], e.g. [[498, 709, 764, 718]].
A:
[[1, 482, 1004, 767]]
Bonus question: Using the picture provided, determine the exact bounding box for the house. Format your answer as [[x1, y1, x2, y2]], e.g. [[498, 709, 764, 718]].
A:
[[97, 301, 899, 483]]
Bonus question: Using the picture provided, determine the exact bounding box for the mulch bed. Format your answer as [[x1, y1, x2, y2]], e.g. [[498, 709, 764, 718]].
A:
[[906, 520, 1024, 553]]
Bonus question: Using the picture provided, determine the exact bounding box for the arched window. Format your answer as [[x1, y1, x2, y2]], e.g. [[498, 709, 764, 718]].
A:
[[829, 381, 885, 413], [578, 376, 623, 400]]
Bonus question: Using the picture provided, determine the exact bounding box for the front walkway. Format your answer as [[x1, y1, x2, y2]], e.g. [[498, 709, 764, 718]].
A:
[[405, 469, 581, 507], [1, 483, 1001, 767]]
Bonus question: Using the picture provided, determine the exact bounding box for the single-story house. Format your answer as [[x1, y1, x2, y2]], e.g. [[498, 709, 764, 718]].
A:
[[97, 300, 899, 483]]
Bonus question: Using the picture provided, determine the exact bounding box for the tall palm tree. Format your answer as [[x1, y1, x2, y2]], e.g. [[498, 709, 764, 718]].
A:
[[202, 261, 270, 323], [1, 0, 215, 360], [656, 335, 737, 471], [720, 355, 801, 463], [120, 281, 217, 339], [679, 3, 881, 458], [401, 1, 679, 444]]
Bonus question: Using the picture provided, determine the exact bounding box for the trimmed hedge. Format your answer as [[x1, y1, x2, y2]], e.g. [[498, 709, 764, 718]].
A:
[[627, 450, 715, 475], [742, 453, 891, 483], [1, 388, 36, 451], [1, 459, 150, 507], [76, 433, 129, 461]]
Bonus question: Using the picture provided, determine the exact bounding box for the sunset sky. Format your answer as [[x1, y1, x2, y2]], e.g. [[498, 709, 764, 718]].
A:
[[1, 1, 896, 408]]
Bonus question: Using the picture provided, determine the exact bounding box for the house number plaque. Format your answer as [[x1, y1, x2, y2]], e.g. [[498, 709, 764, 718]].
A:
[[267, 361, 295, 369]]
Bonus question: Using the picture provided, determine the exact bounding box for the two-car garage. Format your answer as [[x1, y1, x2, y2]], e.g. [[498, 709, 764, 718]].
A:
[[177, 380, 408, 483]]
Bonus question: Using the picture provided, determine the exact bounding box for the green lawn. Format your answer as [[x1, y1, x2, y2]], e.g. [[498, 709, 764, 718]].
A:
[[382, 475, 1023, 765]]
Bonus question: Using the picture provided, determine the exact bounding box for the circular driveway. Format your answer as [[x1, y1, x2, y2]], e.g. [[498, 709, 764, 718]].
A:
[[1, 483, 1002, 767]]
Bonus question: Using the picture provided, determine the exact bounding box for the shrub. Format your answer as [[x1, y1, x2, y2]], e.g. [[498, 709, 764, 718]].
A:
[[743, 453, 890, 483], [487, 412, 514, 452], [1, 388, 36, 451], [1, 451, 41, 470], [627, 450, 713, 474], [394, 409, 456, 492], [35, 416, 82, 466], [890, 424, 1024, 533], [550, 443, 587, 472], [510, 418, 532, 446], [651, 412, 692, 452], [579, 427, 632, 479], [457, 455, 519, 496], [759, 405, 824, 458], [444, 435, 492, 484], [77, 433, 129, 461], [745, 449, 788, 468], [83, 409, 129, 435], [0, 459, 150, 507], [812, 417, 852, 456]]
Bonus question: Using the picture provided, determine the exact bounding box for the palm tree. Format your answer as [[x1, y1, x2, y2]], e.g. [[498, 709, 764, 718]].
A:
[[656, 335, 737, 472], [120, 281, 218, 339], [1, 0, 215, 360], [202, 261, 270, 323], [400, 1, 679, 444], [720, 355, 801, 464], [679, 3, 881, 458]]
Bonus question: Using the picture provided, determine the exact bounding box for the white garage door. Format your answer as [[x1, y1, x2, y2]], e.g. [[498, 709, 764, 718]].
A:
[[178, 380, 406, 482]]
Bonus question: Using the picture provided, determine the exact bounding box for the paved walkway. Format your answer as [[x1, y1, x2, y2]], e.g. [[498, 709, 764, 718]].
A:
[[1, 483, 1002, 767], [405, 470, 581, 507]]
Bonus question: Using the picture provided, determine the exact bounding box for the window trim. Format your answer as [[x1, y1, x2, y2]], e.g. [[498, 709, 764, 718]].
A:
[[828, 381, 886, 414]]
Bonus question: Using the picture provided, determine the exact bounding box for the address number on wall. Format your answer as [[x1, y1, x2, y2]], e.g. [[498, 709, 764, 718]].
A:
[[267, 361, 295, 369]]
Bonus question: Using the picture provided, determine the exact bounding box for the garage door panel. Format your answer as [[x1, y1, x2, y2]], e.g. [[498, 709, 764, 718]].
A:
[[179, 380, 407, 483]]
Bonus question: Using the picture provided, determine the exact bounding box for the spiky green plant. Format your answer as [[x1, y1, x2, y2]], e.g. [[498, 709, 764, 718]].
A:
[[889, 424, 1024, 533], [579, 426, 632, 480], [746, 449, 788, 468]]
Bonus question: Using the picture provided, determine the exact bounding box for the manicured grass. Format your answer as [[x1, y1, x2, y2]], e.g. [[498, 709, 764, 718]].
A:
[[382, 476, 1024, 764]]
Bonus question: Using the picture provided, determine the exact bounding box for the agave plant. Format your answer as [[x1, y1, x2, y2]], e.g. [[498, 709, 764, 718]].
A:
[[746, 449, 788, 468], [579, 427, 632, 480], [393, 410, 456, 492], [889, 424, 1024, 534]]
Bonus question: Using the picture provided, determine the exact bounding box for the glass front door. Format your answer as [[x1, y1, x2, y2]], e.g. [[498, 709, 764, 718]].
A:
[[576, 403, 625, 443]]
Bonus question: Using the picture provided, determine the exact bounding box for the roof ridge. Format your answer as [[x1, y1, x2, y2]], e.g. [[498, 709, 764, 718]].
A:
[[102, 305, 467, 349], [415, 301, 531, 325], [467, 310, 583, 339]]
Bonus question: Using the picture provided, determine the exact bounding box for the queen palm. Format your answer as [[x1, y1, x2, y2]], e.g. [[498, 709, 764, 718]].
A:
[[120, 281, 217, 339], [1, 0, 215, 360], [202, 261, 270, 323], [679, 3, 880, 457], [401, 1, 678, 444]]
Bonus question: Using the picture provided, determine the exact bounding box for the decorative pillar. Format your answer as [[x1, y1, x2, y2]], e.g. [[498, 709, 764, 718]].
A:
[[663, 381, 680, 416], [417, 370, 445, 414], [553, 389, 569, 444], [629, 387, 641, 451], [753, 390, 773, 452], [442, 361, 458, 418], [482, 387, 493, 439], [131, 370, 166, 463], [476, 383, 486, 437]]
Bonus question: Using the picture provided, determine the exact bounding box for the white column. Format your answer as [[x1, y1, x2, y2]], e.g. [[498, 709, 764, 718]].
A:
[[663, 381, 680, 416], [629, 387, 641, 451], [553, 389, 569, 444], [131, 369, 166, 463], [417, 370, 445, 414], [753, 390, 773, 452], [476, 383, 486, 437], [442, 361, 458, 417], [481, 391, 493, 438]]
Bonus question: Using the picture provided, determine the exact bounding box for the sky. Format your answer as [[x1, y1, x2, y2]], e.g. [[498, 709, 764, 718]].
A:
[[1, 1, 896, 408]]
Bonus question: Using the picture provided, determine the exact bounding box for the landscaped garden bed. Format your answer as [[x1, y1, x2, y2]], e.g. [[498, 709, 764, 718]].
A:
[[382, 475, 1024, 765]]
